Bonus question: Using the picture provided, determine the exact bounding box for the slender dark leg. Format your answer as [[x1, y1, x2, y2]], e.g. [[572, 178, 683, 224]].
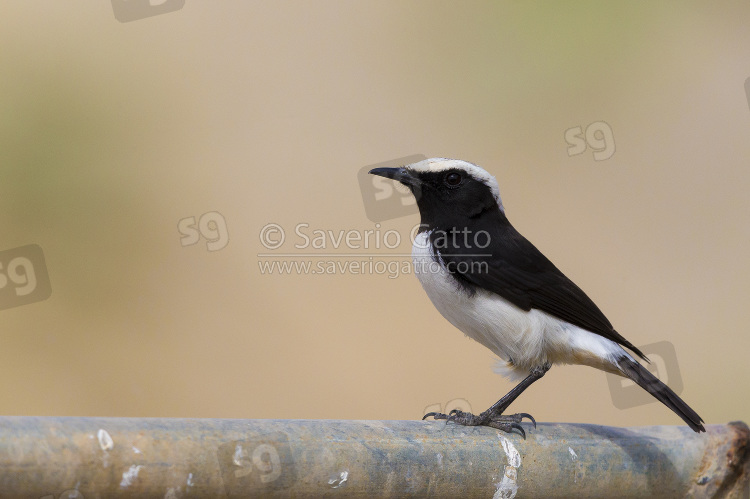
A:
[[423, 363, 551, 438]]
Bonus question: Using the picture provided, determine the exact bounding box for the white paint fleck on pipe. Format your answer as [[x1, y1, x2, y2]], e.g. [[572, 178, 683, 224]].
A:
[[120, 464, 143, 488], [494, 435, 521, 499], [568, 447, 578, 461], [97, 429, 113, 451], [233, 444, 245, 466], [328, 470, 349, 488]]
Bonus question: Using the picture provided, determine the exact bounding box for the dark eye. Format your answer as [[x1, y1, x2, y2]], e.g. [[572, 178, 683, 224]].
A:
[[445, 172, 462, 187]]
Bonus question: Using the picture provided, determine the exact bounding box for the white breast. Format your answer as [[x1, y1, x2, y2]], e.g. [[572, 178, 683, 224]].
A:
[[411, 231, 625, 380]]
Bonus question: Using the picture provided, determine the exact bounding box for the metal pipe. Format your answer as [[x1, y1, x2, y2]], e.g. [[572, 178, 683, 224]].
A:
[[0, 417, 746, 498]]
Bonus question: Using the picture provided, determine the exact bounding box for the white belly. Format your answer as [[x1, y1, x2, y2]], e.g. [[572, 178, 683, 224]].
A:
[[411, 231, 624, 380]]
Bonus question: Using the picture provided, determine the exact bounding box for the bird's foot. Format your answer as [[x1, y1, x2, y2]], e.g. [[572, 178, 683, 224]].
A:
[[422, 410, 535, 438]]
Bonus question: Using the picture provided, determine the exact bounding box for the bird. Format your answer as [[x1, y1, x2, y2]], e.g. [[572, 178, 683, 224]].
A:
[[369, 158, 704, 437]]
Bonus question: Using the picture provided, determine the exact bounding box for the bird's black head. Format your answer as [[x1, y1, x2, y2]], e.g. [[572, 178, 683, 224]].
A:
[[369, 158, 505, 228]]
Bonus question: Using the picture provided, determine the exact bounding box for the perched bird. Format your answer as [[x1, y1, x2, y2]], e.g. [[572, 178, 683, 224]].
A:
[[369, 158, 704, 436]]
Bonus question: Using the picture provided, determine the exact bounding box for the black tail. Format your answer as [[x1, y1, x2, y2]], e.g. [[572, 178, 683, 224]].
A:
[[617, 356, 705, 433]]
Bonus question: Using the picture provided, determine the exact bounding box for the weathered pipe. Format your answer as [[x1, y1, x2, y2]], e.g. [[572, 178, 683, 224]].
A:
[[0, 417, 747, 498]]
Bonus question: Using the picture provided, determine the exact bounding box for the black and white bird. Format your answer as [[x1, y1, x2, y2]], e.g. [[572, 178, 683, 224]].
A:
[[369, 158, 704, 436]]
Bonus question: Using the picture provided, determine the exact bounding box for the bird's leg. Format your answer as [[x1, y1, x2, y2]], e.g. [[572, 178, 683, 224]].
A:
[[423, 363, 551, 438]]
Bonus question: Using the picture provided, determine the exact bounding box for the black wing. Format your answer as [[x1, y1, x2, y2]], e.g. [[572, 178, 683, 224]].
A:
[[432, 224, 648, 361]]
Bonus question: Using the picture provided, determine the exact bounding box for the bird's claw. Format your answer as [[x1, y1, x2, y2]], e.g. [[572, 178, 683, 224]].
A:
[[511, 423, 526, 439], [447, 409, 462, 424], [422, 409, 537, 439], [518, 412, 536, 428]]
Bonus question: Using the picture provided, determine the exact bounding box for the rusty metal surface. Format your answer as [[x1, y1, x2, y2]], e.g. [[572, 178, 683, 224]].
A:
[[0, 417, 746, 498]]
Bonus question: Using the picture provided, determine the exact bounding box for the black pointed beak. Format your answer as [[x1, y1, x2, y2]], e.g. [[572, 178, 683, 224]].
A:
[[368, 167, 418, 187]]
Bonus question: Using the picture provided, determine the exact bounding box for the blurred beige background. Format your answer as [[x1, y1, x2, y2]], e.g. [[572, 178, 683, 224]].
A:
[[0, 2, 748, 430]]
